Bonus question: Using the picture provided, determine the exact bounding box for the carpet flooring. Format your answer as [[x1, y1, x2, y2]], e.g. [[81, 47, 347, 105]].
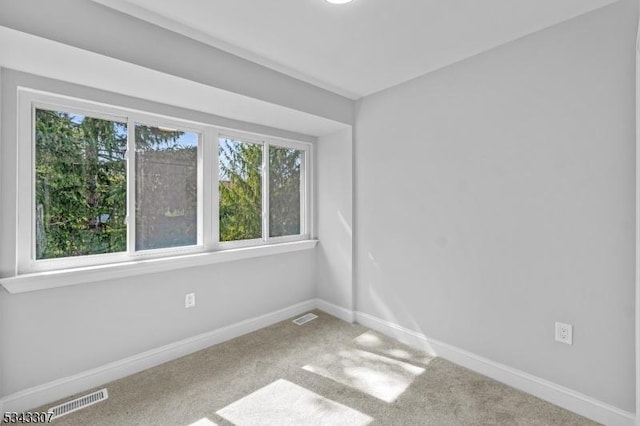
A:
[[32, 310, 597, 425]]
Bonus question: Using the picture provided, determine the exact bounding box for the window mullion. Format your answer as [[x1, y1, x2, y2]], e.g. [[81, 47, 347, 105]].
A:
[[17, 88, 312, 274], [16, 95, 34, 272], [206, 128, 219, 250], [196, 130, 204, 249], [300, 148, 307, 237]]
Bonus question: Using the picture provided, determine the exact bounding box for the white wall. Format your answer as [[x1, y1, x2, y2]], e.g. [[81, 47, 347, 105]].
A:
[[0, 0, 353, 126], [0, 0, 637, 416], [0, 68, 319, 399], [0, 251, 315, 395], [354, 0, 637, 412], [0, 7, 328, 402], [316, 128, 353, 311], [0, 76, 318, 401]]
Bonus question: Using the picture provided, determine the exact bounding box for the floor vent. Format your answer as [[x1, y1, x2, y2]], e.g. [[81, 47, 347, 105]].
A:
[[293, 313, 318, 325], [49, 388, 108, 419]]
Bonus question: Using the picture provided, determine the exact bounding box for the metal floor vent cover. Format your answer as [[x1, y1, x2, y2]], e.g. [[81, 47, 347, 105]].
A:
[[293, 313, 318, 325], [49, 388, 108, 419]]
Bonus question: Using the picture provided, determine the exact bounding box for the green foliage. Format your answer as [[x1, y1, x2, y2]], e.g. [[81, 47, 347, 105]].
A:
[[35, 109, 127, 259], [218, 139, 263, 241], [218, 140, 302, 242], [35, 112, 192, 259], [35, 111, 303, 259]]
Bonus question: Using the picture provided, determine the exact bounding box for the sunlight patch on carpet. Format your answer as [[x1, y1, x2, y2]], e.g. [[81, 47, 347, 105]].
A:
[[303, 348, 425, 402], [353, 331, 433, 365], [216, 379, 373, 426], [188, 418, 217, 426]]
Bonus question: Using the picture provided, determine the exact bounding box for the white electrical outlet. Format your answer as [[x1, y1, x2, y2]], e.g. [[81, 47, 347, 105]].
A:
[[555, 322, 572, 345], [185, 293, 196, 308]]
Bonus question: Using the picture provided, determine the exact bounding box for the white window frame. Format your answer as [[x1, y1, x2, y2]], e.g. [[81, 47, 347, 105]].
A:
[[216, 131, 310, 250], [265, 137, 310, 243], [127, 114, 206, 257], [16, 88, 312, 274], [18, 91, 132, 272]]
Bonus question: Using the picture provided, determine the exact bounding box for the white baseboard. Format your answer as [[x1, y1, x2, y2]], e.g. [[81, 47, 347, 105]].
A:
[[0, 299, 317, 413], [315, 299, 355, 323], [354, 311, 635, 426], [2, 299, 633, 426]]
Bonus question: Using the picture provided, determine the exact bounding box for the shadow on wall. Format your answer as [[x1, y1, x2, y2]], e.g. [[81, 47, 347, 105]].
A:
[[365, 251, 436, 354]]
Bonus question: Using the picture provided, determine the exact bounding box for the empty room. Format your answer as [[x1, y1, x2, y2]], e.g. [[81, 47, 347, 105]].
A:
[[0, 0, 638, 425]]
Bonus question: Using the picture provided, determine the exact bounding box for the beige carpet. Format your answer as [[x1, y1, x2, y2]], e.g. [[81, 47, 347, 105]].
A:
[[33, 311, 597, 425]]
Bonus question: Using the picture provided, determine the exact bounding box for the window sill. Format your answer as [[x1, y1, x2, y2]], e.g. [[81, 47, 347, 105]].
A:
[[0, 240, 318, 294]]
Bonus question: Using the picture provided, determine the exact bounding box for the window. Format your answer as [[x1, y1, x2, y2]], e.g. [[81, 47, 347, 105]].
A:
[[34, 108, 128, 259], [17, 90, 311, 273], [218, 135, 307, 246], [219, 136, 263, 243], [135, 124, 200, 251], [269, 145, 304, 238]]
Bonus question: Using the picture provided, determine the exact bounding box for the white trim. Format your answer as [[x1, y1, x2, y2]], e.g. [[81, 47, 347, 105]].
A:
[[0, 299, 317, 413], [216, 238, 265, 250], [315, 299, 355, 323], [300, 148, 308, 236], [204, 127, 218, 251], [217, 131, 311, 245], [127, 120, 204, 255], [0, 240, 318, 294], [354, 311, 635, 426], [11, 86, 314, 276], [31, 95, 128, 123], [197, 130, 204, 250], [0, 298, 630, 424], [18, 89, 210, 273], [266, 137, 309, 151], [636, 17, 640, 426]]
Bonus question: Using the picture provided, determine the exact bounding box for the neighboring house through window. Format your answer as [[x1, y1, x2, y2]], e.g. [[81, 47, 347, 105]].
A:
[[17, 89, 311, 273]]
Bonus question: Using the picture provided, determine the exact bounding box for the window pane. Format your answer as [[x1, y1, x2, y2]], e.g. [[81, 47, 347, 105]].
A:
[[135, 125, 198, 251], [35, 109, 127, 259], [269, 146, 302, 237], [219, 137, 263, 242]]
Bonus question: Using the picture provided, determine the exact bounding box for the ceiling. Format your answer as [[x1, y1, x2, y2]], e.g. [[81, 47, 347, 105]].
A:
[[94, 0, 617, 99], [0, 26, 347, 137]]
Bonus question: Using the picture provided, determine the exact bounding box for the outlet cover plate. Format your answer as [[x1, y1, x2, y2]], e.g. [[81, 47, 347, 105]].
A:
[[185, 293, 196, 308], [555, 322, 572, 345]]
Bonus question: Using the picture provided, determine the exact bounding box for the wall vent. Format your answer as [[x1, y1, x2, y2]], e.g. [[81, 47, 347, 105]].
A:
[[293, 313, 318, 325], [48, 388, 108, 419]]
